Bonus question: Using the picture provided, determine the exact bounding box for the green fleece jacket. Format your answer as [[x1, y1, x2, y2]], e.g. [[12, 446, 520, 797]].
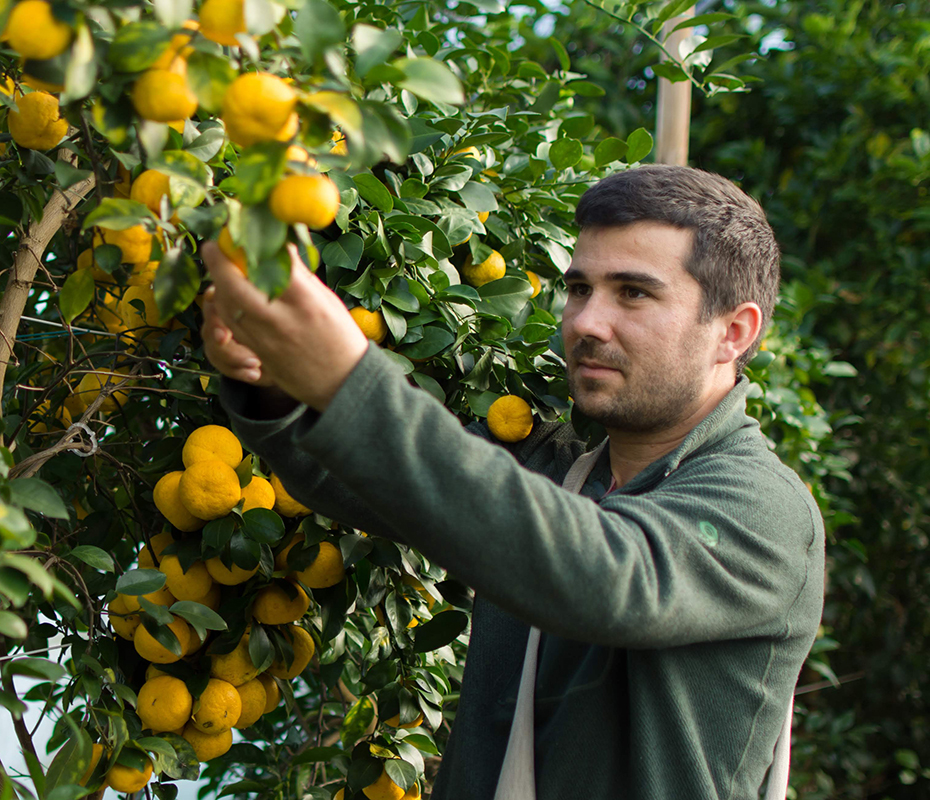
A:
[[220, 344, 825, 800]]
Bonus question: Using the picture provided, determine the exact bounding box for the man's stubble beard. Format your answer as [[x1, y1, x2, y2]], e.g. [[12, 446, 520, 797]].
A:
[[567, 337, 703, 434]]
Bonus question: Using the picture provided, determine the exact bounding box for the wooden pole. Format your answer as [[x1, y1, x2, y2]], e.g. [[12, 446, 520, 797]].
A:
[[654, 7, 695, 166]]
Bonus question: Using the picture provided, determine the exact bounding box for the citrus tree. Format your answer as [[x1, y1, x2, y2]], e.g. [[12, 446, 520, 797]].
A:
[[0, 0, 755, 798]]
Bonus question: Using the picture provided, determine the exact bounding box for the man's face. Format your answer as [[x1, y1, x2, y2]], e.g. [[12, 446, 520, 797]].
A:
[[562, 221, 720, 434]]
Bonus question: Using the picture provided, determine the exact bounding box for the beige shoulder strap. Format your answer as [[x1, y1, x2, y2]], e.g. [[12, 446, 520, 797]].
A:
[[493, 440, 607, 800]]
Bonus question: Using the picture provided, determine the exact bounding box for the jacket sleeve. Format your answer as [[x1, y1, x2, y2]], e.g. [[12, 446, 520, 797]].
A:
[[224, 345, 821, 650]]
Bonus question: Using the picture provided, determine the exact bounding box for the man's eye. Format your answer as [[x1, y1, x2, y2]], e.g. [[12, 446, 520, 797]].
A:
[[567, 283, 590, 297], [623, 287, 649, 299]]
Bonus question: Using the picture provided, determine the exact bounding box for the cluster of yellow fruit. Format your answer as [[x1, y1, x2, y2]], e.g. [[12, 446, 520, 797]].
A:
[[104, 425, 348, 773]]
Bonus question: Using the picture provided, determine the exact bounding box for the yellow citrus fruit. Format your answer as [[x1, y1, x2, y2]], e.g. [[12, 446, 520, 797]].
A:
[[462, 249, 506, 287], [95, 225, 153, 264], [120, 586, 176, 614], [383, 711, 423, 729], [286, 144, 314, 165], [334, 790, 345, 800], [525, 269, 541, 298], [222, 72, 297, 147], [8, 91, 68, 151], [182, 424, 243, 469], [205, 556, 258, 586], [191, 581, 222, 612], [487, 395, 534, 443], [363, 767, 406, 800], [151, 21, 198, 71], [258, 673, 280, 713], [182, 724, 232, 761], [234, 678, 266, 728], [199, 0, 246, 46], [477, 210, 490, 223], [452, 145, 480, 160], [270, 474, 311, 517], [349, 306, 388, 345], [209, 633, 258, 685], [267, 174, 340, 229], [404, 783, 421, 799], [138, 532, 174, 569], [137, 675, 193, 732], [267, 624, 315, 679], [240, 475, 275, 512], [131, 69, 198, 122], [178, 459, 242, 519], [217, 226, 247, 274], [191, 678, 242, 733], [293, 541, 345, 589], [145, 664, 170, 681], [21, 73, 63, 93], [5, 1, 72, 60], [28, 399, 71, 434], [116, 284, 162, 337], [106, 757, 153, 794], [130, 170, 171, 215], [159, 555, 213, 601], [134, 617, 192, 664], [274, 533, 303, 570], [330, 130, 348, 155], [75, 369, 130, 414], [154, 471, 206, 532], [401, 575, 436, 611], [252, 581, 310, 626], [79, 743, 105, 786], [107, 594, 141, 640]]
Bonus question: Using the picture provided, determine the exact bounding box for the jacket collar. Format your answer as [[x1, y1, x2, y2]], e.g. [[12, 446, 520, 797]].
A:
[[598, 376, 755, 495]]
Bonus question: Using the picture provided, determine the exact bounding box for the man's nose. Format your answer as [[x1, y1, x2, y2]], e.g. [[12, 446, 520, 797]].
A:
[[566, 293, 613, 342]]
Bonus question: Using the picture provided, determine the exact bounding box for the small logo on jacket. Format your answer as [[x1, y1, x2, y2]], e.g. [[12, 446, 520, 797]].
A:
[[698, 521, 719, 547]]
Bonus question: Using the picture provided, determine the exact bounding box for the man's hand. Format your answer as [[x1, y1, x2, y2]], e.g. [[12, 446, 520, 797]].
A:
[[201, 242, 369, 412], [202, 288, 276, 386]]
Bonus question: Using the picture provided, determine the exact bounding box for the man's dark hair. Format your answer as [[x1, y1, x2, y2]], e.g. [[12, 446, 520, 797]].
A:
[[574, 164, 780, 374]]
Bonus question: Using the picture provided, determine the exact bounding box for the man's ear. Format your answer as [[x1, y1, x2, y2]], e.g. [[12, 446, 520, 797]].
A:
[[715, 302, 763, 367]]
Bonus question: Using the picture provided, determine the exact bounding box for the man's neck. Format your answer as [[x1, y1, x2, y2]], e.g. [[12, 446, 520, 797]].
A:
[[606, 381, 735, 488]]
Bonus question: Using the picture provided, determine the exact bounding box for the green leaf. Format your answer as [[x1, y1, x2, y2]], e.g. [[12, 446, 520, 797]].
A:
[[821, 361, 858, 377], [46, 723, 90, 792], [203, 517, 235, 551], [154, 248, 200, 321], [69, 545, 115, 573], [625, 128, 654, 164], [186, 127, 226, 162], [0, 611, 28, 639], [399, 326, 454, 360], [7, 478, 69, 520], [140, 596, 175, 625], [549, 138, 583, 170], [241, 508, 285, 544], [248, 623, 274, 672], [567, 80, 605, 97], [353, 24, 403, 79], [594, 137, 628, 167], [59, 268, 95, 324], [144, 619, 184, 657], [82, 198, 157, 231], [186, 51, 238, 115], [394, 58, 464, 106], [116, 568, 167, 595], [353, 173, 394, 212], [154, 0, 194, 28], [340, 696, 376, 747], [384, 758, 417, 792], [0, 505, 36, 549], [412, 372, 444, 403], [62, 24, 96, 104], [458, 181, 498, 212], [671, 11, 736, 33], [170, 601, 228, 640], [229, 143, 287, 205], [476, 277, 534, 318], [322, 234, 364, 271], [294, 0, 346, 63], [3, 657, 67, 681], [54, 159, 92, 191], [413, 609, 468, 652], [150, 149, 209, 185], [108, 21, 172, 72], [548, 35, 571, 71], [691, 33, 747, 55]]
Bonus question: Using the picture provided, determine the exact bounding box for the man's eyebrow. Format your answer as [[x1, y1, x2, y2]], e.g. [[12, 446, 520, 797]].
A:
[[563, 268, 668, 290]]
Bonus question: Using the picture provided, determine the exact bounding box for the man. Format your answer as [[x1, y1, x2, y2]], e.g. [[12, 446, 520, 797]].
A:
[[202, 165, 824, 799]]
